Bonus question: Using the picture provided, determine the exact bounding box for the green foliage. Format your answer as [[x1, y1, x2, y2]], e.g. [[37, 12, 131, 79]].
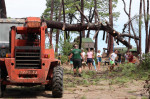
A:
[[42, 0, 120, 22], [107, 63, 150, 85], [119, 63, 137, 77], [141, 53, 150, 69], [81, 96, 87, 99], [60, 55, 68, 64], [64, 69, 100, 88], [42, 0, 62, 20], [59, 36, 73, 56], [58, 36, 73, 64], [109, 77, 130, 85]]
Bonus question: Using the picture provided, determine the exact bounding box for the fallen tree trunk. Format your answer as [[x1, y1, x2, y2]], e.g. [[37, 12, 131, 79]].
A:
[[46, 20, 139, 48], [46, 20, 101, 31]]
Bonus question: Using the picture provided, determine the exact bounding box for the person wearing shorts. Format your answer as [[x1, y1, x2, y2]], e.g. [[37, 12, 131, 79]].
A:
[[69, 45, 83, 77], [97, 50, 102, 71], [86, 48, 93, 70], [109, 50, 118, 71]]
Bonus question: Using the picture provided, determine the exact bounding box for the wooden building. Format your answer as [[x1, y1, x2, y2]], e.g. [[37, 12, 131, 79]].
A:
[[82, 38, 94, 50]]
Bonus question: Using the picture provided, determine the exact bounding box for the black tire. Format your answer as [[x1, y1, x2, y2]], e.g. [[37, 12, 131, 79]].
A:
[[52, 66, 63, 98], [0, 67, 4, 97]]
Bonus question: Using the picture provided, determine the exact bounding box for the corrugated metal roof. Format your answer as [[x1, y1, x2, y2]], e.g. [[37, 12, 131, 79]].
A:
[[82, 38, 94, 43]]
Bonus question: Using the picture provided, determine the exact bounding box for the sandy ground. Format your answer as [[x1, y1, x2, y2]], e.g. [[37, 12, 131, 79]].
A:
[[2, 65, 149, 99]]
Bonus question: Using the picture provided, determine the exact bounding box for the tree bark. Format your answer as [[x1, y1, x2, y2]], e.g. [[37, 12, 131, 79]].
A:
[[148, 25, 150, 52], [79, 0, 85, 49], [128, 0, 132, 45], [50, 0, 54, 45], [62, 0, 68, 40], [108, 0, 114, 55], [122, 0, 132, 48], [143, 0, 149, 53], [94, 0, 98, 53], [86, 8, 95, 38], [55, 2, 62, 53], [130, 23, 139, 51], [122, 0, 139, 52], [139, 0, 142, 57], [81, 0, 85, 38], [0, 0, 7, 18], [147, 0, 150, 52]]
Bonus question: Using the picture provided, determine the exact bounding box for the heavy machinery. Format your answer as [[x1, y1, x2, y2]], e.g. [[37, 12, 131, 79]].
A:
[[0, 17, 63, 98], [0, 20, 23, 58]]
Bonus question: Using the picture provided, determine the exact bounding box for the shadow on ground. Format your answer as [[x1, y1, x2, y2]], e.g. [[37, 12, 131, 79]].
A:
[[3, 85, 53, 98]]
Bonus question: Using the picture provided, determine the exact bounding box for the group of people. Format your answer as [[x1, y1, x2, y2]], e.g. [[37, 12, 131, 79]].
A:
[[66, 44, 136, 77], [68, 44, 102, 77], [84, 48, 102, 71], [124, 51, 135, 63]]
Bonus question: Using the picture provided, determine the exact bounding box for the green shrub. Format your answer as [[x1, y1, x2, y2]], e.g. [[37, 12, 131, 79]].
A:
[[119, 63, 137, 77], [109, 62, 150, 82], [61, 55, 68, 64], [141, 53, 150, 69]]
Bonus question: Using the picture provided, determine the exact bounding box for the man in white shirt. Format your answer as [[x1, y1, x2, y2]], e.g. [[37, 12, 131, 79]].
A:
[[109, 50, 118, 71]]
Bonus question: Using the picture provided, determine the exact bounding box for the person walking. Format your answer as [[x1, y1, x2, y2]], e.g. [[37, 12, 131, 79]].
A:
[[86, 48, 93, 70], [92, 50, 97, 71], [70, 45, 83, 77], [97, 50, 102, 71], [109, 50, 118, 71]]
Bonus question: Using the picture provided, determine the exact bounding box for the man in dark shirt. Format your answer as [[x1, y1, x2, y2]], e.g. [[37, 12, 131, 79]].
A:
[[70, 45, 83, 77]]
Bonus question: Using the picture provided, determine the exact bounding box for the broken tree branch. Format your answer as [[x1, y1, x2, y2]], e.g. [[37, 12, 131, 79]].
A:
[[93, 30, 99, 40], [46, 20, 139, 48], [75, 5, 89, 23], [120, 34, 139, 40]]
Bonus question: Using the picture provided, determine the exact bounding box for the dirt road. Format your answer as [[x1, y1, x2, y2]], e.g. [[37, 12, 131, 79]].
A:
[[2, 65, 149, 99]]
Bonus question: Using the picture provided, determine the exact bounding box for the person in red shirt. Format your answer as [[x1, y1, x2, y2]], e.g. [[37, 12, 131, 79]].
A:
[[128, 52, 133, 63]]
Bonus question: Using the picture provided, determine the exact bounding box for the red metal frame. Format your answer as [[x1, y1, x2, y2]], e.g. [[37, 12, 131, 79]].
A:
[[0, 17, 59, 85]]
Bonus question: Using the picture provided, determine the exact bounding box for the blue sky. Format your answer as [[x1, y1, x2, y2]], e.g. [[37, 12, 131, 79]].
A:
[[5, 0, 148, 53]]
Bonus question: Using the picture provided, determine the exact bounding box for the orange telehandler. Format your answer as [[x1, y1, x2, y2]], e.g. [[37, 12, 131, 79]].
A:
[[0, 17, 63, 98]]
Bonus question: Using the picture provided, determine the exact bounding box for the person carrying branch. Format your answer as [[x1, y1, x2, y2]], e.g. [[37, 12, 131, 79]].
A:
[[69, 44, 83, 77], [109, 50, 118, 71]]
